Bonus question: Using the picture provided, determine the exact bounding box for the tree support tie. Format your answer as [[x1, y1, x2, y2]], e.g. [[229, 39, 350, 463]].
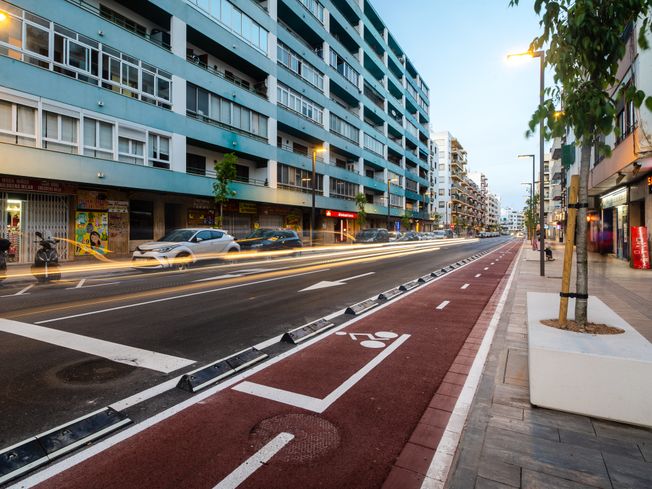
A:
[[560, 292, 589, 299]]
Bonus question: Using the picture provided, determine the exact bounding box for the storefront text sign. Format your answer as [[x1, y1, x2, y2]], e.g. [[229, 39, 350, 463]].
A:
[[631, 226, 650, 269], [0, 177, 74, 194], [600, 188, 627, 208], [325, 210, 357, 219], [107, 200, 129, 213], [647, 175, 652, 194], [239, 202, 258, 214]]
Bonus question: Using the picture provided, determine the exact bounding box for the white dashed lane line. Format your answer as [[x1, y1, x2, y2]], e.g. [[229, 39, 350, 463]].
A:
[[436, 301, 450, 310], [460, 284, 470, 290], [475, 274, 481, 278]]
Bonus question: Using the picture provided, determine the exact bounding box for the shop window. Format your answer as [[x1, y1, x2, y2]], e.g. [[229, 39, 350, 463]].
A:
[[0, 99, 36, 146], [83, 117, 113, 159], [148, 133, 170, 169], [42, 110, 78, 153], [129, 200, 153, 240]]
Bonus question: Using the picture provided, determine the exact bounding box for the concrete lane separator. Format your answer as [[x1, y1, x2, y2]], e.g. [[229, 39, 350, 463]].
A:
[[0, 407, 130, 486], [0, 318, 194, 373], [281, 318, 335, 345], [420, 242, 523, 489], [399, 280, 420, 291], [213, 432, 294, 489], [177, 347, 268, 393], [33, 269, 330, 325], [12, 241, 515, 488]]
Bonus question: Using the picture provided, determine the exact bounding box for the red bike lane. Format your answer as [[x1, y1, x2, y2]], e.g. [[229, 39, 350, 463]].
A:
[[33, 241, 520, 489]]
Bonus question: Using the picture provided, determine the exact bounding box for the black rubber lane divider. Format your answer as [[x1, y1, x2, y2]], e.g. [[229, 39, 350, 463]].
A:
[[418, 274, 435, 283], [282, 319, 335, 345], [431, 270, 446, 277], [378, 287, 402, 301], [345, 299, 379, 315], [177, 348, 268, 393], [399, 280, 420, 291], [0, 407, 130, 485]]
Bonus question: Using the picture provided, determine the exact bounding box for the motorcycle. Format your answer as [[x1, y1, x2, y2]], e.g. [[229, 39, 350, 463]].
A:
[[0, 238, 9, 282], [31, 231, 61, 282]]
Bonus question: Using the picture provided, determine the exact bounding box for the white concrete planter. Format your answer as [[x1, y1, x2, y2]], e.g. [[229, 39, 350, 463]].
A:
[[527, 292, 652, 427]]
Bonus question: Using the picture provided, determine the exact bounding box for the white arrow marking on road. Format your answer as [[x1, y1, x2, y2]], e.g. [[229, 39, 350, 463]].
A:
[[1, 284, 34, 297], [299, 272, 375, 292]]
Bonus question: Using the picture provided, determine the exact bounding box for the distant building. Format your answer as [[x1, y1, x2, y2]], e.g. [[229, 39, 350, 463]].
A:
[[486, 193, 501, 230], [500, 207, 524, 233]]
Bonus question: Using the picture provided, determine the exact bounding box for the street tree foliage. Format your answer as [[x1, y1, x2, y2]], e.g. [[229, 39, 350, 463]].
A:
[[213, 152, 237, 228], [401, 212, 411, 231], [510, 0, 652, 326], [354, 192, 367, 228], [523, 193, 540, 240]]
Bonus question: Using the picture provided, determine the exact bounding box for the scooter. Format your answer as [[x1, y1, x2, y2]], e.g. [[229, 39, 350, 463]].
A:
[[31, 231, 61, 282], [0, 238, 9, 282]]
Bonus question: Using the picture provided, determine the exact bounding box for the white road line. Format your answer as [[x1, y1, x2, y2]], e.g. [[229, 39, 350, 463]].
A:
[[421, 243, 523, 489], [474, 274, 481, 278], [213, 432, 294, 489], [460, 284, 469, 290], [0, 318, 194, 373], [1, 284, 34, 298], [75, 279, 86, 289], [436, 301, 450, 310], [66, 281, 120, 290], [484, 267, 489, 270], [35, 269, 328, 325], [234, 334, 410, 413], [490, 262, 495, 265], [192, 267, 290, 283]]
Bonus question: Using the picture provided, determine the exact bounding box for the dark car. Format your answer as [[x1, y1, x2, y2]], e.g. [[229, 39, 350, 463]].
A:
[[238, 228, 303, 251], [398, 231, 420, 241], [354, 228, 390, 243]]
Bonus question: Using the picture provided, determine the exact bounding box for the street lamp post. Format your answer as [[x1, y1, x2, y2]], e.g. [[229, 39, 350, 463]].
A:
[[311, 146, 326, 247], [519, 154, 536, 243], [508, 50, 546, 276]]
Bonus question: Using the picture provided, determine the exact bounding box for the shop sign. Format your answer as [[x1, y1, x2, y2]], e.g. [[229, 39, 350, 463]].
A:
[[107, 200, 129, 213], [239, 202, 257, 214], [188, 208, 215, 226], [600, 188, 627, 208], [631, 226, 650, 269], [325, 210, 357, 219], [648, 175, 652, 194], [0, 176, 74, 194], [260, 205, 290, 215], [78, 190, 108, 210], [191, 198, 213, 209]]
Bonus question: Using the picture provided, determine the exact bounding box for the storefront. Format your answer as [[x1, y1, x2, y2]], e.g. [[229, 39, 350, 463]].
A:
[[323, 209, 357, 243], [0, 176, 74, 264], [600, 187, 628, 259]]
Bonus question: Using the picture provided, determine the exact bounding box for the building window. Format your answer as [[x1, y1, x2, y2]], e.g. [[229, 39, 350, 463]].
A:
[[187, 0, 268, 54], [329, 177, 357, 199], [0, 99, 36, 146], [329, 49, 359, 87], [42, 110, 78, 153], [83, 117, 113, 158], [277, 42, 324, 91], [329, 113, 359, 143], [118, 135, 145, 164], [298, 0, 325, 23], [363, 132, 384, 156], [148, 133, 170, 169], [187, 83, 268, 138], [277, 83, 323, 125], [277, 163, 323, 193], [438, 188, 445, 196]]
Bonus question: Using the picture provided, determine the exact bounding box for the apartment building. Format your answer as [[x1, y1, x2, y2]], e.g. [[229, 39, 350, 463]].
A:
[[0, 0, 433, 263], [486, 192, 500, 231], [467, 170, 487, 230], [500, 207, 524, 233]]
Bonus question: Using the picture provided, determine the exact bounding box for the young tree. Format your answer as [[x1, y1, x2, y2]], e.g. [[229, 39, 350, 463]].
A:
[[213, 153, 237, 228], [401, 212, 412, 231], [354, 192, 367, 229], [510, 0, 652, 327], [523, 194, 540, 241]]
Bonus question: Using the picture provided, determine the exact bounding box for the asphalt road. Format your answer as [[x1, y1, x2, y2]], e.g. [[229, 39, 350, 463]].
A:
[[0, 237, 510, 451]]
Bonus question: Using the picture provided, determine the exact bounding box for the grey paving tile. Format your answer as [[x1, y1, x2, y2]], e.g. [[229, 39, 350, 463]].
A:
[[488, 415, 560, 442], [447, 466, 480, 489], [602, 451, 652, 489], [638, 440, 651, 463], [524, 408, 595, 435], [478, 455, 522, 487], [591, 419, 652, 445], [559, 428, 644, 461], [503, 348, 529, 387], [493, 383, 531, 409], [484, 426, 611, 488], [475, 476, 518, 489], [521, 468, 607, 488], [491, 403, 524, 421]]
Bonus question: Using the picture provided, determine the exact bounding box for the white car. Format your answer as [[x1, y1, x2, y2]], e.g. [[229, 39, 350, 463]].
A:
[[132, 228, 239, 270]]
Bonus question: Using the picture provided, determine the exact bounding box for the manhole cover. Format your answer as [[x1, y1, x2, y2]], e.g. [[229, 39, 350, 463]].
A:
[[55, 359, 136, 384], [249, 413, 340, 464]]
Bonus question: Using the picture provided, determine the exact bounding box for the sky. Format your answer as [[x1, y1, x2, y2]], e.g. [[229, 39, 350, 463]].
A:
[[370, 0, 544, 210]]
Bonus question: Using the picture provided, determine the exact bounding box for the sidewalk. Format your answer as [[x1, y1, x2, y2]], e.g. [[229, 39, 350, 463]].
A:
[[445, 242, 652, 489]]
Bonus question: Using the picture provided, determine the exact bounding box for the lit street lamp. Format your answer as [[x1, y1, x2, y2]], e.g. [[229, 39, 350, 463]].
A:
[[310, 146, 326, 247], [519, 154, 536, 241], [386, 178, 399, 231], [508, 49, 546, 276]]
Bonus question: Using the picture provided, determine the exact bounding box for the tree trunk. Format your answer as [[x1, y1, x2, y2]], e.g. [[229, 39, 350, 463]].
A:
[[219, 202, 224, 229], [575, 144, 591, 327]]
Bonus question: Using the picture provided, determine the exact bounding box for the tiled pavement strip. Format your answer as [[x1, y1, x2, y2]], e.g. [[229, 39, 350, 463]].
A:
[[442, 242, 652, 489]]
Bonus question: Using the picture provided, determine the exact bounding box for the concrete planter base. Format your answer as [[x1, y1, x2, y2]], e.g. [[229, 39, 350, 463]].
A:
[[527, 292, 652, 427]]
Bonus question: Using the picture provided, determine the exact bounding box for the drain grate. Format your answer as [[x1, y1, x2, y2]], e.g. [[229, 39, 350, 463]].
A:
[[249, 413, 340, 464]]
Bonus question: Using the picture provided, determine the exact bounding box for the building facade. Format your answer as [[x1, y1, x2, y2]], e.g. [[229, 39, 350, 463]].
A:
[[500, 207, 524, 234], [486, 192, 500, 231], [0, 0, 433, 263]]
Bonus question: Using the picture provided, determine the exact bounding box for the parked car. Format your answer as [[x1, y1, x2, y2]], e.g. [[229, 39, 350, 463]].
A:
[[354, 228, 390, 243], [238, 228, 303, 251], [398, 231, 420, 242], [432, 230, 446, 239], [388, 231, 402, 242], [132, 228, 239, 270]]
